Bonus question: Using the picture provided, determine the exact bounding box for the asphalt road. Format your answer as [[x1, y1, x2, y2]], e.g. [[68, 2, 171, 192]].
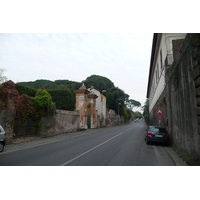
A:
[[0, 120, 186, 166]]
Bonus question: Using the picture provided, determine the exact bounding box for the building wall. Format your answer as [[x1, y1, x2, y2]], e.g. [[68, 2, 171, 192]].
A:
[[74, 85, 90, 130], [88, 87, 106, 127], [87, 94, 98, 129], [149, 89, 168, 128], [148, 33, 186, 112]]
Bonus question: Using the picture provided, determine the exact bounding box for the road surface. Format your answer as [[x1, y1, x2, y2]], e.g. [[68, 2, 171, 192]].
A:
[[0, 120, 186, 166]]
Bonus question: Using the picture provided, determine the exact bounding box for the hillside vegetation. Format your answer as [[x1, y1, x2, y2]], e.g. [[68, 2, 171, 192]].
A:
[[17, 75, 141, 119]]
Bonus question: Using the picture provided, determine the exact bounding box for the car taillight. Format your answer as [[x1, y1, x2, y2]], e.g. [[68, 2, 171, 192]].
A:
[[165, 133, 169, 137], [4, 133, 6, 136], [147, 131, 152, 135]]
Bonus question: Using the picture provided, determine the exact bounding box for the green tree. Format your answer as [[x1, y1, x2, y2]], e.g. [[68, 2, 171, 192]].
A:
[[54, 80, 82, 90], [84, 75, 130, 117], [133, 111, 142, 119], [126, 99, 141, 111], [20, 79, 57, 89], [48, 89, 76, 111], [32, 88, 55, 119], [142, 98, 149, 123], [123, 107, 133, 121], [84, 75, 114, 90], [106, 87, 129, 116], [18, 79, 82, 90], [16, 84, 36, 97]]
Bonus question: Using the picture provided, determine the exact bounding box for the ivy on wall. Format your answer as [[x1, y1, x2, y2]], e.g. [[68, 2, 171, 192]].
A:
[[17, 94, 35, 123], [0, 81, 20, 112], [0, 81, 55, 127]]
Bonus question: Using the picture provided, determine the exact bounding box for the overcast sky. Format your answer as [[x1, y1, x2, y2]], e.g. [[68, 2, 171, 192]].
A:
[[0, 33, 153, 111]]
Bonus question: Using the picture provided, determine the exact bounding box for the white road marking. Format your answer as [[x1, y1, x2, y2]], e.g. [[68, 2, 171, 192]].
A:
[[60, 127, 132, 166]]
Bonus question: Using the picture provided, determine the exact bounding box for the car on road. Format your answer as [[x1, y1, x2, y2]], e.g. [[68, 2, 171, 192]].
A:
[[0, 125, 6, 152], [145, 126, 169, 145]]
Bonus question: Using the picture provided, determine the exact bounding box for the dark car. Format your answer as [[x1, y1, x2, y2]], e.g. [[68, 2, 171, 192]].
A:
[[0, 125, 6, 152], [145, 126, 169, 145]]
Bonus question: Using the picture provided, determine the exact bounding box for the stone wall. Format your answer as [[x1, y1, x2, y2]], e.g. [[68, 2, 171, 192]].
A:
[[13, 116, 37, 136], [39, 109, 80, 137], [165, 33, 200, 162], [4, 109, 80, 142], [106, 109, 126, 127]]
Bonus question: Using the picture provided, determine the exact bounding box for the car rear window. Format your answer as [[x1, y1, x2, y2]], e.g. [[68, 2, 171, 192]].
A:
[[149, 127, 159, 132], [158, 128, 167, 133], [149, 127, 167, 133]]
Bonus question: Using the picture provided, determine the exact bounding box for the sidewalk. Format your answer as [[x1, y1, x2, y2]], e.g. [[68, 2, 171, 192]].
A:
[[164, 146, 188, 166], [12, 136, 42, 144]]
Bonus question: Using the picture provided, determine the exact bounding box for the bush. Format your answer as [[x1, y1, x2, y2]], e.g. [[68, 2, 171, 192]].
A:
[[47, 89, 75, 111], [32, 89, 55, 112], [16, 88, 55, 128], [16, 84, 36, 97], [32, 89, 55, 125]]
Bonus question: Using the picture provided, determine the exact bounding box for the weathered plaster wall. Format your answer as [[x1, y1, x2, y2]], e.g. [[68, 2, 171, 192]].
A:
[[74, 84, 90, 130], [106, 109, 125, 127], [87, 87, 106, 127], [13, 116, 37, 136], [39, 109, 80, 137], [87, 95, 98, 129], [5, 109, 80, 142]]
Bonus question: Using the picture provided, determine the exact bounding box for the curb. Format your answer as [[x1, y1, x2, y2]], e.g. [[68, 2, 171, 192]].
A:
[[164, 147, 188, 166]]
